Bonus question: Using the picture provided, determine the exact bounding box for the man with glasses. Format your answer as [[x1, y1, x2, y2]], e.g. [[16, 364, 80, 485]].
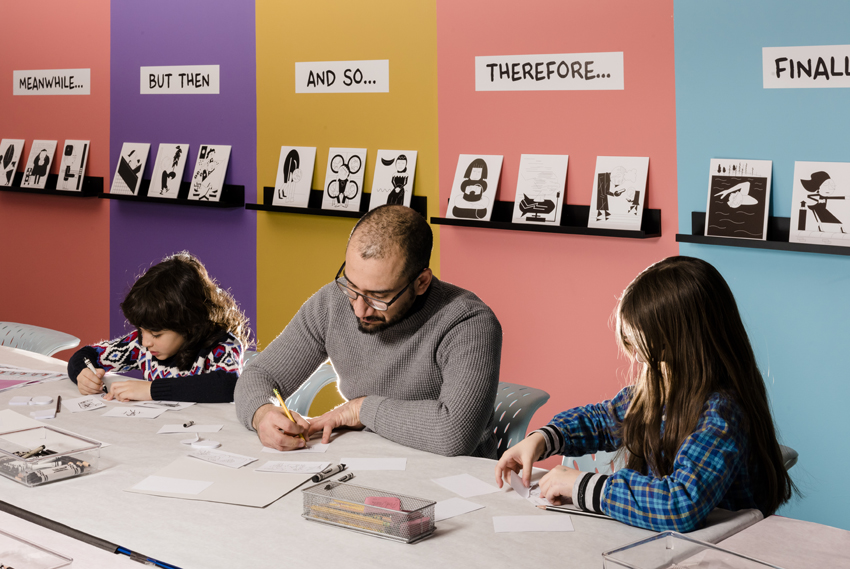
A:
[[235, 205, 502, 457]]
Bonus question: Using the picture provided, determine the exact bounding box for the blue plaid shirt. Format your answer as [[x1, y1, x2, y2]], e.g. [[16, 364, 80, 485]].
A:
[[536, 387, 759, 532]]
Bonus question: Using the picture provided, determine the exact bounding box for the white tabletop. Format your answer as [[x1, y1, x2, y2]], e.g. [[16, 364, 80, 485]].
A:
[[0, 346, 762, 569]]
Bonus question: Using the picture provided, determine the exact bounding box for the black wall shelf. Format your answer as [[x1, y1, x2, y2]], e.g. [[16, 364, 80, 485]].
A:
[[676, 212, 850, 257], [246, 187, 428, 219], [431, 201, 661, 239], [99, 178, 244, 209], [0, 172, 102, 197]]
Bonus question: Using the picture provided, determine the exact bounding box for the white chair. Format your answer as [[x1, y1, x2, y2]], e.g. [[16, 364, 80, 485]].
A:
[[0, 321, 80, 356]]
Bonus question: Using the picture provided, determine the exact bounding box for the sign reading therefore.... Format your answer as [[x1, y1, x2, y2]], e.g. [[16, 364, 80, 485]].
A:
[[475, 52, 624, 91], [141, 65, 220, 94], [295, 60, 389, 93], [763, 45, 850, 89], [14, 69, 90, 95]]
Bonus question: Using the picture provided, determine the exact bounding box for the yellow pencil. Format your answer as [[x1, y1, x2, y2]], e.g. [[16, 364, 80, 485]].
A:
[[272, 387, 308, 442]]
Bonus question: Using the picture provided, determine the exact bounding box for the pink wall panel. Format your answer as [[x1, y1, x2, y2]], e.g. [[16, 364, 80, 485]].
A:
[[437, 0, 679, 460]]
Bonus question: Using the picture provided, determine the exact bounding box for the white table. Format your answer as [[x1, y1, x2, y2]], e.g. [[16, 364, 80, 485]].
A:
[[0, 346, 761, 569]]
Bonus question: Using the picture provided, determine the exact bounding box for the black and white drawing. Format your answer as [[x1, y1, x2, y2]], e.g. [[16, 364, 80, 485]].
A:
[[151, 143, 189, 199], [189, 145, 231, 202], [0, 139, 25, 187], [321, 147, 367, 211], [446, 154, 504, 222], [511, 154, 569, 225], [368, 149, 418, 210], [705, 158, 772, 240], [789, 161, 850, 248], [56, 140, 90, 191], [110, 142, 151, 195], [588, 156, 649, 231], [272, 146, 316, 208], [21, 140, 57, 189]]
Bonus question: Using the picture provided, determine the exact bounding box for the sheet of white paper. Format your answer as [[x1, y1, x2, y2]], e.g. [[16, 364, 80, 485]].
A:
[[133, 401, 195, 411], [62, 395, 107, 413], [262, 442, 330, 454], [132, 475, 213, 495], [188, 448, 257, 469], [493, 515, 574, 533], [9, 396, 31, 406], [29, 409, 56, 420], [435, 498, 485, 521], [510, 471, 533, 499], [255, 461, 330, 473], [158, 424, 223, 434], [102, 406, 166, 419], [432, 473, 501, 498], [341, 457, 407, 471]]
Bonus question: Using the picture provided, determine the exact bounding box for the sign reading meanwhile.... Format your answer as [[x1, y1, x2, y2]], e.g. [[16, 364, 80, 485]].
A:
[[13, 69, 91, 95]]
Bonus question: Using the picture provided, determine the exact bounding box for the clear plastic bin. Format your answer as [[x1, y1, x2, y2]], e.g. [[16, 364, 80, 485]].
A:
[[0, 528, 73, 568], [302, 481, 435, 543], [602, 531, 785, 569], [0, 426, 100, 487]]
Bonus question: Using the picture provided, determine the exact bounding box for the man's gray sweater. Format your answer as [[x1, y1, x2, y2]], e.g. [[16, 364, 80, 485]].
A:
[[235, 277, 502, 458]]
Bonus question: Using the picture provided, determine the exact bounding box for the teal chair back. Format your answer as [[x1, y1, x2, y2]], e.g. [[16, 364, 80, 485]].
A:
[[285, 364, 340, 417], [563, 450, 624, 474], [0, 322, 80, 357], [779, 445, 798, 470], [494, 382, 550, 458]]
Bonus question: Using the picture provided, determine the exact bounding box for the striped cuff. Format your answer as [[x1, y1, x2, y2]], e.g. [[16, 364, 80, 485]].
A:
[[530, 425, 565, 459], [572, 471, 608, 514]]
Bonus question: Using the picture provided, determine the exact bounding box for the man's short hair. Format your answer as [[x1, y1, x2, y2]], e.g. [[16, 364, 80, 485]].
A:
[[349, 205, 432, 281]]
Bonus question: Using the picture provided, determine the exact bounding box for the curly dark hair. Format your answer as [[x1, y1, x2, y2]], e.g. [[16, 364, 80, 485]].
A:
[[120, 252, 251, 370]]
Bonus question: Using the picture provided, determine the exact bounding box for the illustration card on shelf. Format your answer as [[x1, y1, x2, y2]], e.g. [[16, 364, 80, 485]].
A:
[[321, 148, 367, 211], [0, 139, 25, 187], [789, 161, 850, 248], [587, 156, 649, 231], [369, 150, 418, 210], [110, 143, 151, 195], [446, 155, 504, 222], [511, 154, 568, 225], [20, 140, 57, 190], [705, 158, 772, 240], [272, 146, 316, 208], [189, 145, 231, 202], [56, 140, 90, 191], [151, 144, 189, 199]]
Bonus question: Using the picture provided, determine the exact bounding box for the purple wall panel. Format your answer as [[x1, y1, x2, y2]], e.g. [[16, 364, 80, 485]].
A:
[[109, 1, 257, 338]]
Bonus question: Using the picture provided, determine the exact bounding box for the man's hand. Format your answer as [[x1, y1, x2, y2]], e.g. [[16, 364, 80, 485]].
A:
[[105, 380, 152, 402], [306, 397, 365, 443], [538, 465, 583, 506], [252, 403, 310, 451]]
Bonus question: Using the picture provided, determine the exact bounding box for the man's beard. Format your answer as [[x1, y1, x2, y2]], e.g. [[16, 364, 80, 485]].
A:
[[351, 292, 416, 335]]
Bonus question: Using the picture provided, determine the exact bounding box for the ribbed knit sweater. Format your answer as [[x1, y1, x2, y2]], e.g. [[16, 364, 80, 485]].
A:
[[235, 277, 502, 458]]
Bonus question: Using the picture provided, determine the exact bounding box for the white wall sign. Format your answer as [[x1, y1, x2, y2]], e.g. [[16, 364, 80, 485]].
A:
[[295, 60, 389, 93], [140, 65, 220, 94], [13, 69, 90, 95], [763, 45, 850, 89], [475, 52, 624, 91]]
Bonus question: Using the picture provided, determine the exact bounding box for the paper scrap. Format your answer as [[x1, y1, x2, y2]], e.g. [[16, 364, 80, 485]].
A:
[[432, 473, 501, 498], [9, 396, 31, 406], [188, 448, 257, 469], [262, 442, 330, 454], [341, 457, 407, 471], [29, 409, 56, 420], [255, 461, 330, 473], [63, 395, 106, 413], [493, 515, 574, 533], [158, 424, 223, 434], [132, 475, 213, 495], [510, 470, 534, 499], [133, 401, 195, 411], [435, 498, 485, 521], [102, 406, 166, 419]]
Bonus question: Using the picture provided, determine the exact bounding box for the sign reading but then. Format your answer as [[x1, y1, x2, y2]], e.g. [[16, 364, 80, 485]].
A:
[[141, 65, 220, 94]]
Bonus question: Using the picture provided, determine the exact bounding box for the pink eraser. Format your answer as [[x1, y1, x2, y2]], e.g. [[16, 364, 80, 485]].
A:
[[364, 496, 402, 511]]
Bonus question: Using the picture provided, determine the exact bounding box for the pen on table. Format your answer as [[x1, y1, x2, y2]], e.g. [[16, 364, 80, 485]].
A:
[[83, 357, 107, 393], [183, 421, 194, 428], [312, 463, 346, 483], [272, 387, 308, 442], [54, 395, 61, 416]]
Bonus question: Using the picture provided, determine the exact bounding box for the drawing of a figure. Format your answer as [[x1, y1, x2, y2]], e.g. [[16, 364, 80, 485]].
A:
[[30, 149, 51, 185], [714, 181, 758, 209], [452, 158, 490, 219], [386, 154, 408, 205], [802, 171, 846, 233], [3, 144, 17, 185], [62, 144, 78, 185], [278, 149, 301, 202], [595, 166, 635, 221], [627, 190, 641, 214], [160, 145, 182, 195], [193, 147, 221, 200], [326, 153, 362, 207]]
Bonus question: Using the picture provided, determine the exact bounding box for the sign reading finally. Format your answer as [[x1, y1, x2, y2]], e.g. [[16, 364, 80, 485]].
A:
[[763, 45, 850, 89], [475, 52, 624, 91]]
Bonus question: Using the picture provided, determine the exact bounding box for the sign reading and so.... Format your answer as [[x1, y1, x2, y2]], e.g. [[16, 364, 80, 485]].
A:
[[14, 69, 91, 95], [475, 52, 624, 91], [141, 65, 220, 94], [763, 45, 850, 89], [295, 60, 389, 94]]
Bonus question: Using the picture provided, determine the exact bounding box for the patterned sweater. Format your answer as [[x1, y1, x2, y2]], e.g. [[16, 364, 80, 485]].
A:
[[234, 277, 502, 458], [535, 387, 760, 532], [68, 330, 243, 403]]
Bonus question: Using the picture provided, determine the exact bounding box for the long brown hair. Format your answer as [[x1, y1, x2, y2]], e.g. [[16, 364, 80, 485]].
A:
[[121, 252, 251, 370], [616, 256, 793, 515]]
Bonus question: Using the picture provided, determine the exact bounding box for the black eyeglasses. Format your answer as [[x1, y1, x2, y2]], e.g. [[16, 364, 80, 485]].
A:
[[334, 262, 423, 311]]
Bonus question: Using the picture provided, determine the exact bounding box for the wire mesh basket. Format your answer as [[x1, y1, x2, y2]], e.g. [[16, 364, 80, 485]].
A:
[[302, 481, 436, 544]]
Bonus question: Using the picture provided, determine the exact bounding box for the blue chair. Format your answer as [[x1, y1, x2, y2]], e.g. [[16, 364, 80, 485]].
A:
[[563, 450, 624, 474], [0, 321, 80, 357], [285, 363, 341, 417], [494, 382, 551, 458]]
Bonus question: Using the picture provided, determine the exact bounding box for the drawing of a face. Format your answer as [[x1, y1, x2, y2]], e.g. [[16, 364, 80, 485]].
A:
[[396, 156, 407, 173], [140, 328, 185, 360], [338, 164, 350, 180], [820, 178, 836, 196], [469, 167, 483, 180]]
